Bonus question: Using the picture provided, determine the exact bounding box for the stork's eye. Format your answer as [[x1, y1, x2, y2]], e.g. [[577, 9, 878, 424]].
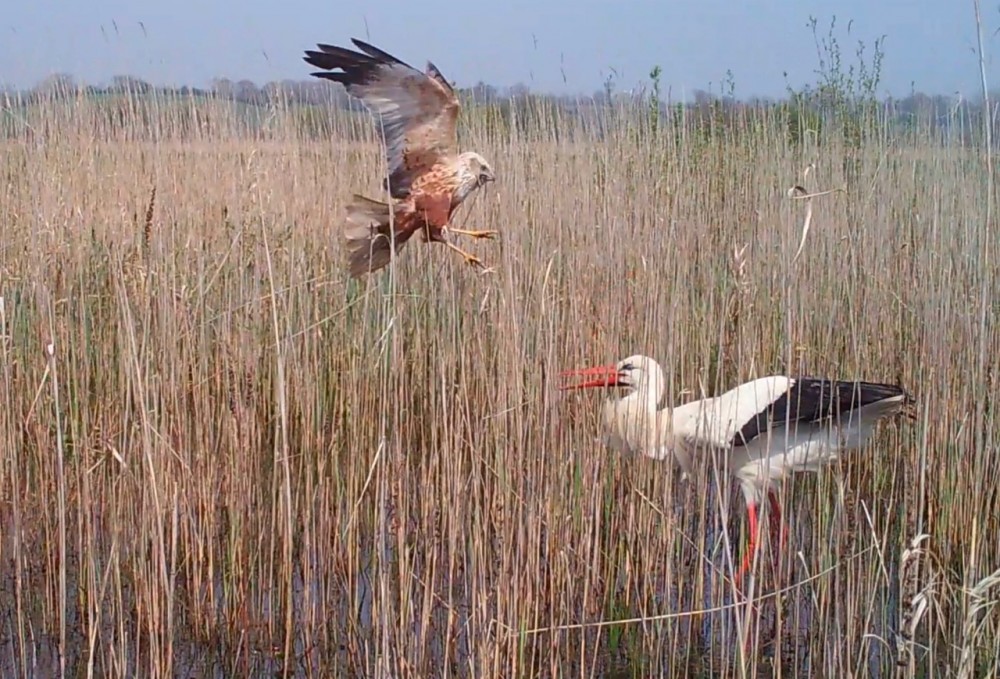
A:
[[621, 363, 635, 372]]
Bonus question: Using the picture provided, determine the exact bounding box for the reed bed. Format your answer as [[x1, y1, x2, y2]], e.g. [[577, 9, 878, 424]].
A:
[[0, 89, 998, 678]]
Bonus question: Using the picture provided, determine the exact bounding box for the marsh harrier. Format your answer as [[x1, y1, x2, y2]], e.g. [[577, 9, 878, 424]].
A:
[[303, 39, 497, 278]]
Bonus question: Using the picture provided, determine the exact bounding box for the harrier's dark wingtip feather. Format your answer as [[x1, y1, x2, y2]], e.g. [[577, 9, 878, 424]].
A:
[[314, 43, 368, 61], [425, 61, 455, 92], [309, 72, 349, 85], [302, 51, 333, 68], [350, 38, 410, 67], [304, 47, 363, 70]]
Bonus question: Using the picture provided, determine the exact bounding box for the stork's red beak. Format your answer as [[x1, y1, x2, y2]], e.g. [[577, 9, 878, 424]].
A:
[[559, 364, 623, 390]]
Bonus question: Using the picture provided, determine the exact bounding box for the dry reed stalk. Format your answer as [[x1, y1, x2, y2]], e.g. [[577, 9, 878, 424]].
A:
[[0, 84, 996, 678]]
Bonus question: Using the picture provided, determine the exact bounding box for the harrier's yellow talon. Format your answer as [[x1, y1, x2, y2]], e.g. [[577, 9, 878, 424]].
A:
[[444, 241, 486, 269], [451, 228, 499, 240], [463, 254, 484, 268]]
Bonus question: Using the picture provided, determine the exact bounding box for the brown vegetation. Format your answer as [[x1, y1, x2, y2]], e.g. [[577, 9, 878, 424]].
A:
[[1, 89, 998, 678]]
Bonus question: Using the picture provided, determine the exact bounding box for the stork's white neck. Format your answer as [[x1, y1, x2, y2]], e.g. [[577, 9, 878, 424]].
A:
[[601, 373, 668, 455]]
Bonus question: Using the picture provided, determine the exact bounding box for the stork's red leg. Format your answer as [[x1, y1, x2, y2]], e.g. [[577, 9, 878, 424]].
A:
[[736, 501, 759, 585], [763, 489, 787, 586]]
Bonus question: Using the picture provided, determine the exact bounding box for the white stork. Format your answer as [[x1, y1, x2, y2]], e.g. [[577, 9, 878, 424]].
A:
[[559, 354, 914, 584]]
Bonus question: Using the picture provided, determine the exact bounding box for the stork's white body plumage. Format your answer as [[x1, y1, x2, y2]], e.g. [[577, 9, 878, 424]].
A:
[[562, 354, 914, 583]]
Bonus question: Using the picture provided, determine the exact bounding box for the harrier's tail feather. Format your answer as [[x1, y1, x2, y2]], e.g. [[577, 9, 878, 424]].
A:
[[344, 195, 411, 278]]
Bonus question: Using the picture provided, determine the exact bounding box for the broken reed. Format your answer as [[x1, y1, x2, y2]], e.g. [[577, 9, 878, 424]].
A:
[[0, 87, 998, 678]]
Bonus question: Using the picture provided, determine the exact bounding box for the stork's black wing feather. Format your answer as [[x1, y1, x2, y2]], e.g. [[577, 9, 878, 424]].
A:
[[732, 378, 907, 447]]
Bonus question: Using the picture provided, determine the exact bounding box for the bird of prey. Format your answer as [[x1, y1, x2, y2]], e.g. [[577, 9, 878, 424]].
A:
[[303, 39, 498, 278]]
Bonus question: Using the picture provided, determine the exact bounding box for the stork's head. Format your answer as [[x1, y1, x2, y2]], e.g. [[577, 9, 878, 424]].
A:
[[559, 355, 663, 393]]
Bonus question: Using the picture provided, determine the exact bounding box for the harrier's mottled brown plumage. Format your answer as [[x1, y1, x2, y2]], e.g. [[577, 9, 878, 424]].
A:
[[304, 39, 497, 278]]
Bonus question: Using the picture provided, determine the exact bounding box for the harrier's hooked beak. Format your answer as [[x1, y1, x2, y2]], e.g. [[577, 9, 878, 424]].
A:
[[559, 364, 624, 390]]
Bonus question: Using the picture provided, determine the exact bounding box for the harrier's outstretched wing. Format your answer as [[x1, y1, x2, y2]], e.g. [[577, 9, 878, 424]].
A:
[[304, 39, 460, 199]]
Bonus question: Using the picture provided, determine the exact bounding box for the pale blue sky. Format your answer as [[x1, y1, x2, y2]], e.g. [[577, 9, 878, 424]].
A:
[[1, 0, 994, 99]]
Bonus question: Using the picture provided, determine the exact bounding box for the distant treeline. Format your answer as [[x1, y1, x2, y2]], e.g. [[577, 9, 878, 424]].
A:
[[0, 72, 994, 148]]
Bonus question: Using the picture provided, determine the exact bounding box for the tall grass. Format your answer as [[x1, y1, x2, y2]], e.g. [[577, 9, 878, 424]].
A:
[[1, 82, 998, 678]]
